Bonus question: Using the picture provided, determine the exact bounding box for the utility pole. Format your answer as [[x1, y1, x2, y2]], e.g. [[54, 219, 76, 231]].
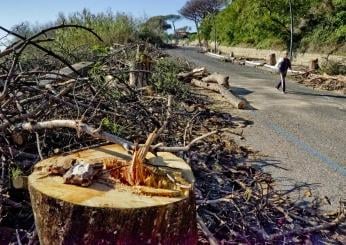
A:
[[289, 0, 293, 61]]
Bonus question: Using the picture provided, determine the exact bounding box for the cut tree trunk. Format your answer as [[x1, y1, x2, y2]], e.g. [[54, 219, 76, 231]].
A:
[[202, 73, 230, 88], [191, 79, 246, 109], [129, 46, 152, 88], [29, 144, 197, 245]]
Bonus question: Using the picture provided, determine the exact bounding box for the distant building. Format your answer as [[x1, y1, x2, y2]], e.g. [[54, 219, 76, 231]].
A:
[[175, 27, 196, 39]]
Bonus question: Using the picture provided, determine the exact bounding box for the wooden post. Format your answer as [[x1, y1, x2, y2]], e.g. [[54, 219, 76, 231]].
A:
[[29, 144, 197, 245]]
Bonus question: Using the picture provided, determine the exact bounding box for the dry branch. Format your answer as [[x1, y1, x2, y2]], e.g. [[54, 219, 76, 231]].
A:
[[17, 120, 132, 150]]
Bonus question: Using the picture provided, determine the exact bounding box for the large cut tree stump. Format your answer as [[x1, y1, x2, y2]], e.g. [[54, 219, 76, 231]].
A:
[[29, 144, 197, 245]]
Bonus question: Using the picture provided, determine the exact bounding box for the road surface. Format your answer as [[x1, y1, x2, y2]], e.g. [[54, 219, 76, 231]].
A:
[[168, 47, 346, 207]]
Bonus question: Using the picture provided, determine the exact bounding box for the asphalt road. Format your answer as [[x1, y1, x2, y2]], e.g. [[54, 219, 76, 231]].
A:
[[168, 47, 346, 207]]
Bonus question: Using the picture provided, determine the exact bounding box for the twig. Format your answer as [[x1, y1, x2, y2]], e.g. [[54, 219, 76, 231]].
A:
[[197, 214, 219, 245], [15, 229, 23, 245], [197, 193, 236, 205], [267, 212, 345, 241], [155, 128, 240, 152], [152, 95, 173, 143], [35, 132, 43, 160]]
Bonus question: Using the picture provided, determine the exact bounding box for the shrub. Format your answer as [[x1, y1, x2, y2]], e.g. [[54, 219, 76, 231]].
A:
[[151, 57, 189, 98], [320, 59, 346, 75]]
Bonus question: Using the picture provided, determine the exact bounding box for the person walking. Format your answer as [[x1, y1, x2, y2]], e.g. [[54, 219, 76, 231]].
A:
[[275, 51, 292, 94]]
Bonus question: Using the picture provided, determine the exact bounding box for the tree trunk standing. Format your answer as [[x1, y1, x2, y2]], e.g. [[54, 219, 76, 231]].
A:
[[29, 144, 197, 245], [194, 21, 202, 47], [172, 21, 178, 45]]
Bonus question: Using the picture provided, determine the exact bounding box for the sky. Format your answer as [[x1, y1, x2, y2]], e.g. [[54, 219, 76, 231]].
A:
[[0, 0, 193, 36]]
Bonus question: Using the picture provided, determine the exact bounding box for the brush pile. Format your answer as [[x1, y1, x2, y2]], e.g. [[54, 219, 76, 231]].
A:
[[297, 73, 346, 94], [0, 25, 344, 244]]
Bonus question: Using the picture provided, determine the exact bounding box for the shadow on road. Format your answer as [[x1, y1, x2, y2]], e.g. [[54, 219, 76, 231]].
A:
[[287, 91, 346, 99], [232, 87, 253, 96]]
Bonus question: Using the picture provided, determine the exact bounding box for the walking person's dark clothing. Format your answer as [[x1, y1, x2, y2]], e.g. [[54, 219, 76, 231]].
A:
[[275, 53, 291, 93]]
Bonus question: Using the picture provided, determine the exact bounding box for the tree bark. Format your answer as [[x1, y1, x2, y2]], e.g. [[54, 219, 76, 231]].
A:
[[29, 144, 197, 245]]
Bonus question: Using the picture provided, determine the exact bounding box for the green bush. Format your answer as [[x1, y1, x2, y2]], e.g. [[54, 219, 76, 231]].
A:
[[198, 0, 346, 53], [151, 57, 189, 98]]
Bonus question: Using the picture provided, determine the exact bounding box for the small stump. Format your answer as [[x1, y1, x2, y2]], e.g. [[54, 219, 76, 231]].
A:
[[310, 58, 319, 70], [268, 53, 277, 66], [29, 144, 197, 245]]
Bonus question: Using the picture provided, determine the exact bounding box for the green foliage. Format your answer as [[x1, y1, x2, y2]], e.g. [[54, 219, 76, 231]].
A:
[[101, 118, 125, 135], [10, 167, 23, 179], [138, 15, 173, 46], [151, 58, 189, 98], [88, 62, 124, 101], [52, 9, 137, 62], [200, 15, 213, 41], [198, 0, 346, 53]]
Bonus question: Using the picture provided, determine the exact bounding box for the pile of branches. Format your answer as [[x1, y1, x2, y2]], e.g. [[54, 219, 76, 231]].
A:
[[0, 25, 345, 244], [297, 73, 346, 94]]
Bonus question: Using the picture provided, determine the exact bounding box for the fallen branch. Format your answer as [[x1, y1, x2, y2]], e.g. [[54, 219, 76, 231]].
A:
[[17, 120, 132, 151]]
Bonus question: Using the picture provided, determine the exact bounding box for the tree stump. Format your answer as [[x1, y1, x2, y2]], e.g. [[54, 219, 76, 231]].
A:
[[268, 53, 277, 66], [129, 46, 152, 88], [310, 59, 319, 70], [29, 144, 197, 245]]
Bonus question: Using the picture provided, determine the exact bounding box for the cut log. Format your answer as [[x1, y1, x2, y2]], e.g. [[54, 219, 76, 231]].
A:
[[268, 53, 277, 66], [191, 79, 246, 109], [191, 79, 220, 92], [29, 144, 197, 245], [245, 60, 265, 67], [177, 67, 208, 82], [202, 73, 230, 88], [206, 52, 232, 62], [218, 85, 247, 109]]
